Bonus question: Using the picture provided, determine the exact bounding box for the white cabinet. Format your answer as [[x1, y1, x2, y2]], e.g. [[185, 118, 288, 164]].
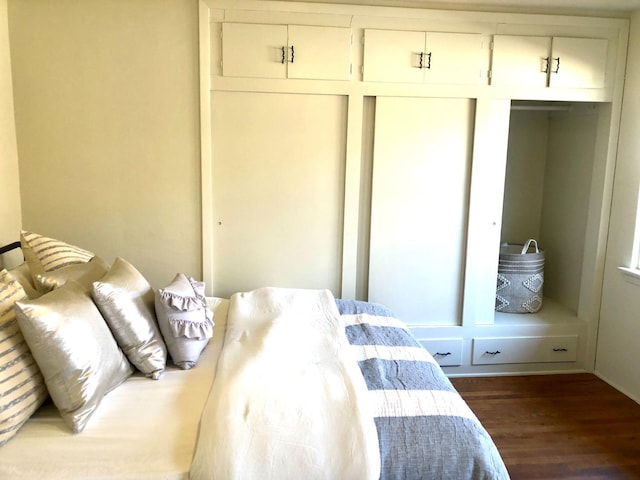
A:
[[419, 338, 464, 366], [368, 97, 474, 325], [472, 336, 578, 365], [491, 35, 608, 89], [363, 29, 484, 84], [222, 23, 352, 80], [203, 0, 627, 375]]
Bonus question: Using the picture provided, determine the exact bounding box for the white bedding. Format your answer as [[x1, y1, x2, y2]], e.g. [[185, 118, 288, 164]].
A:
[[0, 298, 229, 480], [189, 287, 381, 480]]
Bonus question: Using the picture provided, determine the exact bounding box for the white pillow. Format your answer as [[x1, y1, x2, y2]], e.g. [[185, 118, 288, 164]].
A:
[[0, 269, 48, 446], [35, 256, 109, 293], [7, 262, 41, 299], [15, 280, 133, 433], [20, 230, 94, 291], [92, 257, 167, 380]]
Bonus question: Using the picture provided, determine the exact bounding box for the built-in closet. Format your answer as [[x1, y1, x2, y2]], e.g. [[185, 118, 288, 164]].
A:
[[200, 0, 628, 375]]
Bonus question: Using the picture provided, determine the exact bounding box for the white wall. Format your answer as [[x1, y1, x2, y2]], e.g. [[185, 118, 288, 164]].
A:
[[501, 110, 548, 244], [596, 11, 640, 402], [0, 0, 21, 262], [7, 0, 202, 288]]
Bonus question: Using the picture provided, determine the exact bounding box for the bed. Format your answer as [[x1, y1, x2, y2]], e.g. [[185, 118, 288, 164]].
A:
[[0, 236, 510, 479]]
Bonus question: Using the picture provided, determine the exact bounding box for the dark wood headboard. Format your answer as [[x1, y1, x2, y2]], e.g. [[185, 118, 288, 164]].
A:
[[0, 241, 21, 255]]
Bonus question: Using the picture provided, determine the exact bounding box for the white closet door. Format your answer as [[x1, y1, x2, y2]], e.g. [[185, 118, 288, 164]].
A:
[[369, 97, 474, 325], [211, 92, 347, 298]]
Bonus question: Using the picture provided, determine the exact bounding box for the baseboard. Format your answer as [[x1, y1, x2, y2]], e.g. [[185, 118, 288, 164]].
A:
[[594, 371, 640, 405], [446, 368, 587, 378]]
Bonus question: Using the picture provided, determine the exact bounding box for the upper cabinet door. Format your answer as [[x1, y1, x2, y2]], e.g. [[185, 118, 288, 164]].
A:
[[222, 23, 351, 81], [491, 35, 551, 88], [363, 29, 426, 83], [287, 25, 352, 80], [425, 32, 484, 85], [549, 37, 608, 89], [491, 35, 608, 89], [222, 23, 288, 79], [363, 29, 484, 85]]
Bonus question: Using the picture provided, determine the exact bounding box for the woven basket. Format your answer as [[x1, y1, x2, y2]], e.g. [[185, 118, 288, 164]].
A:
[[495, 239, 544, 313]]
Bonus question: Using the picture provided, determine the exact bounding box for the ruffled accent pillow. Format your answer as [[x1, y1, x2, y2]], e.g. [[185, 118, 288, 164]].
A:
[[0, 269, 48, 446], [15, 280, 133, 433], [92, 257, 167, 380], [155, 273, 214, 370], [20, 231, 94, 291]]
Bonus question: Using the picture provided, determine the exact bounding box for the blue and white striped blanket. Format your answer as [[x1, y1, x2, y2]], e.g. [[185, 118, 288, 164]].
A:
[[337, 299, 510, 480]]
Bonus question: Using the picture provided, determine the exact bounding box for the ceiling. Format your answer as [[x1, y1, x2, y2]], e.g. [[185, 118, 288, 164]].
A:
[[272, 0, 640, 16], [409, 0, 640, 10]]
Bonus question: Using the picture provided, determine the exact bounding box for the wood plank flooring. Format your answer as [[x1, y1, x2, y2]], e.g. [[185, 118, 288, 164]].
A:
[[451, 374, 640, 480]]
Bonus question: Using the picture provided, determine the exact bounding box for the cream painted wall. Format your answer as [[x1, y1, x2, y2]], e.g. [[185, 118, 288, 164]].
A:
[[596, 11, 640, 402], [0, 0, 22, 262], [7, 0, 202, 288]]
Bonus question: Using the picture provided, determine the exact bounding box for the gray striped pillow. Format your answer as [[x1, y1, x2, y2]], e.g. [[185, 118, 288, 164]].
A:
[[0, 269, 48, 446], [20, 231, 94, 286]]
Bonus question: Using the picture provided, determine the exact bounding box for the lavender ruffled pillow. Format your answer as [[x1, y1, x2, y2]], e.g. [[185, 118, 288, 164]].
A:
[[155, 273, 214, 370]]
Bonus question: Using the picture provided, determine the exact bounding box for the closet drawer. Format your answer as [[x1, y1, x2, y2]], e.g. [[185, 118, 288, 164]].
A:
[[472, 335, 578, 365], [419, 338, 463, 366]]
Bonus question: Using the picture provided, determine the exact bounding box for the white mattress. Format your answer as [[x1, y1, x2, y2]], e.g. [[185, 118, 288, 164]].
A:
[[0, 298, 229, 480]]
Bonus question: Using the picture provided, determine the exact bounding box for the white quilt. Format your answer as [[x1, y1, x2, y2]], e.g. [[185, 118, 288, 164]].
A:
[[190, 287, 380, 480]]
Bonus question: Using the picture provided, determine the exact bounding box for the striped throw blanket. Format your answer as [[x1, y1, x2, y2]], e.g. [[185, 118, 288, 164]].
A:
[[337, 299, 510, 480]]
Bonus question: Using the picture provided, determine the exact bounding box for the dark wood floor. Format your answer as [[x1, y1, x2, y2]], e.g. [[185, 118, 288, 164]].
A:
[[451, 373, 640, 480]]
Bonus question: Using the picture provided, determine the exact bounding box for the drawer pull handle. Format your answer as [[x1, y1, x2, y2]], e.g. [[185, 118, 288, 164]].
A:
[[417, 52, 432, 69], [553, 348, 568, 352], [281, 46, 286, 64], [434, 352, 451, 357], [485, 350, 501, 355]]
